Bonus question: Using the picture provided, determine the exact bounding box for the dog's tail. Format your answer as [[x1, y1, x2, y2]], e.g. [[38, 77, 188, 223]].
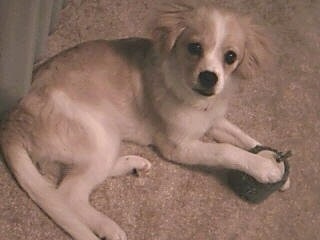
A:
[[1, 142, 99, 240]]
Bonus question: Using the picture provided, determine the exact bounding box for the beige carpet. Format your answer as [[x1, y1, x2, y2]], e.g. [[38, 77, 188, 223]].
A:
[[1, 0, 319, 239]]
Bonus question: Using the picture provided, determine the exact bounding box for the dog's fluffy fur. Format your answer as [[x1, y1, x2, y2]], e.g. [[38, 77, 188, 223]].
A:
[[1, 2, 285, 240]]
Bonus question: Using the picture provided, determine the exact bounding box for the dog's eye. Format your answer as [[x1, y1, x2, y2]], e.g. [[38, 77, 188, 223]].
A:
[[187, 42, 202, 56], [224, 50, 237, 65]]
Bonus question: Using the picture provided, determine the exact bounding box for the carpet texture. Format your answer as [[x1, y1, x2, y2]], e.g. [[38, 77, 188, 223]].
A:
[[1, 0, 319, 239]]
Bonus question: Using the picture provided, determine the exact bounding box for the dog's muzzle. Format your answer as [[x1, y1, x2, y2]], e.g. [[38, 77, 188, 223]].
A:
[[192, 71, 218, 96]]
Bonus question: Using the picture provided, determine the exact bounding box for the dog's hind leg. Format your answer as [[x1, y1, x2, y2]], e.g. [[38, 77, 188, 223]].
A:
[[56, 125, 127, 240], [57, 154, 127, 240], [50, 90, 127, 239], [109, 155, 151, 177]]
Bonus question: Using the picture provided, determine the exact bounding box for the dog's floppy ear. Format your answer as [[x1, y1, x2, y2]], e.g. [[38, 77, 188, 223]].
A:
[[237, 18, 276, 79], [152, 2, 194, 55]]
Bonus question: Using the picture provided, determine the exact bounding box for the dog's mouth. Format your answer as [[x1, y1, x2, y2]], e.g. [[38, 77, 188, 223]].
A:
[[192, 87, 214, 97]]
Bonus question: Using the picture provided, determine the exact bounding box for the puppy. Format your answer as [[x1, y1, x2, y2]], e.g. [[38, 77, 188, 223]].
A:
[[0, 2, 286, 240]]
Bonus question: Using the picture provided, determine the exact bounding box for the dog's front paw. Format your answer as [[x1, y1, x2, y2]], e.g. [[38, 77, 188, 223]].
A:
[[280, 177, 290, 191], [250, 151, 284, 183], [255, 163, 282, 183]]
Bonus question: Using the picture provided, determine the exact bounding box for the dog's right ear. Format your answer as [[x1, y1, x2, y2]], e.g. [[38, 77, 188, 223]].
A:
[[152, 2, 193, 56], [236, 17, 276, 79]]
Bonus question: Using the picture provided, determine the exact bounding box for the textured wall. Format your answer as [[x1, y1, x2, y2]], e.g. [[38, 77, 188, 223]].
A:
[[0, 0, 65, 115]]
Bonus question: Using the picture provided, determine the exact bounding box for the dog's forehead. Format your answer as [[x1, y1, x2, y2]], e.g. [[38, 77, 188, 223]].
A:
[[186, 8, 245, 48]]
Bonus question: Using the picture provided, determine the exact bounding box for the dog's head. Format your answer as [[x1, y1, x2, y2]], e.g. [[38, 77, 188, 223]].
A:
[[152, 1, 275, 100]]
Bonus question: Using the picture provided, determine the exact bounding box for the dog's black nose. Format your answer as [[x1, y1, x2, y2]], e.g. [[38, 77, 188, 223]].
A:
[[198, 71, 218, 89]]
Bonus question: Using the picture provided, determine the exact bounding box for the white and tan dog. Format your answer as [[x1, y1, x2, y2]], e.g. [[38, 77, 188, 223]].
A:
[[1, 2, 286, 240]]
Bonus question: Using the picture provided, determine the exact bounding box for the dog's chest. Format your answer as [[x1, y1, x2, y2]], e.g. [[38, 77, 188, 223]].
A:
[[165, 107, 215, 139]]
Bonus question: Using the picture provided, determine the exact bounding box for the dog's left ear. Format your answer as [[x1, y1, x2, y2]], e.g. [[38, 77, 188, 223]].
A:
[[237, 18, 276, 79], [152, 3, 193, 56]]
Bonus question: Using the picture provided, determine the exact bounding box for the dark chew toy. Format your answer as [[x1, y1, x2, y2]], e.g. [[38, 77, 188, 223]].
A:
[[228, 146, 292, 204]]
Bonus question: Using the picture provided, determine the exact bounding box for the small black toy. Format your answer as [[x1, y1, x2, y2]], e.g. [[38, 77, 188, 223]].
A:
[[228, 146, 292, 204]]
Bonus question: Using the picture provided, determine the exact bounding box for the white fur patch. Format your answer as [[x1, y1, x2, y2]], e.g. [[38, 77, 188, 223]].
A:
[[206, 11, 228, 94], [50, 90, 113, 154]]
